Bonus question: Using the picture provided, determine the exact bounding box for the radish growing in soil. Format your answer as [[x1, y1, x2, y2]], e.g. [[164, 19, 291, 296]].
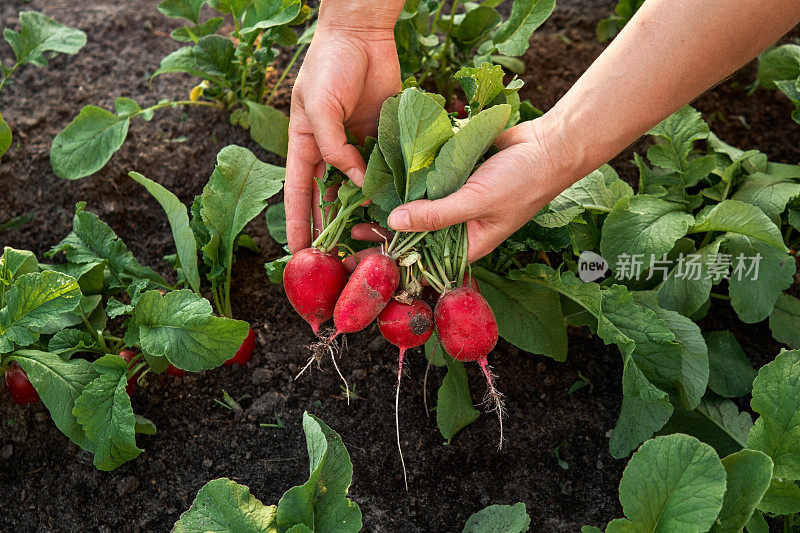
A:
[[225, 327, 256, 366], [378, 295, 434, 490], [4, 362, 40, 405], [435, 285, 504, 448], [118, 349, 141, 396]]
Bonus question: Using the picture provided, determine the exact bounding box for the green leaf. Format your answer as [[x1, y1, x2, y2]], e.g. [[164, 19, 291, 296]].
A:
[[757, 480, 800, 515], [265, 202, 287, 245], [612, 434, 727, 533], [174, 478, 278, 532], [73, 354, 142, 470], [550, 165, 633, 213], [657, 239, 721, 317], [207, 0, 250, 17], [0, 271, 82, 352], [462, 502, 530, 533], [134, 414, 157, 435], [454, 6, 501, 49], [710, 450, 773, 533], [363, 145, 402, 212], [455, 63, 505, 112], [240, 0, 302, 34], [265, 255, 290, 284], [0, 112, 11, 158], [113, 97, 142, 119], [151, 46, 209, 79], [704, 331, 756, 398], [194, 35, 236, 79], [757, 44, 800, 89], [11, 349, 96, 451], [276, 413, 362, 532], [646, 106, 710, 173], [50, 106, 130, 180], [493, 0, 555, 56], [171, 17, 225, 42], [724, 234, 795, 323], [426, 104, 511, 201], [747, 349, 800, 480], [126, 290, 250, 372], [48, 329, 99, 357], [425, 336, 446, 367], [157, 0, 206, 23], [4, 11, 86, 67], [732, 173, 800, 224], [745, 510, 769, 533], [0, 246, 38, 283], [437, 357, 480, 443], [246, 101, 289, 157], [600, 195, 694, 267], [473, 267, 566, 360], [376, 94, 405, 195], [770, 294, 800, 349], [690, 200, 787, 251], [48, 204, 166, 290], [128, 171, 200, 294], [37, 294, 103, 336]]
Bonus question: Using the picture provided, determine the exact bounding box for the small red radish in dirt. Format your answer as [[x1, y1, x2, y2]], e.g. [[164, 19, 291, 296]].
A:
[[225, 327, 256, 366], [378, 296, 434, 490], [283, 248, 348, 334], [118, 349, 140, 396], [4, 362, 40, 405], [434, 285, 504, 448], [447, 98, 468, 119], [166, 364, 187, 377]]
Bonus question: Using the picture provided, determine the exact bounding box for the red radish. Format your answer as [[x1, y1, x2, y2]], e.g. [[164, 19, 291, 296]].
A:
[[378, 296, 434, 490], [166, 364, 187, 377], [283, 248, 348, 334], [225, 327, 256, 366], [118, 349, 140, 396], [448, 98, 468, 119], [4, 362, 40, 405], [434, 286, 504, 448]]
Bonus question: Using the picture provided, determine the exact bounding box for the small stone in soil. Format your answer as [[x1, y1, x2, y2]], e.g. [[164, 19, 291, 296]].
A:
[[202, 459, 213, 469], [249, 391, 282, 417], [34, 412, 48, 423], [2, 443, 13, 460], [250, 367, 273, 385]]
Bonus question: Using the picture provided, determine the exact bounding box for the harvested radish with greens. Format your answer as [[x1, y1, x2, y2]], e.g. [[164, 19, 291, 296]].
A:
[[378, 296, 434, 490], [4, 362, 40, 405], [283, 249, 347, 334], [225, 328, 256, 366], [333, 253, 401, 336]]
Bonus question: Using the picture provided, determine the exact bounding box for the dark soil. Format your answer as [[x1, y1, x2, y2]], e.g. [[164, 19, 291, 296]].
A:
[[0, 1, 797, 532]]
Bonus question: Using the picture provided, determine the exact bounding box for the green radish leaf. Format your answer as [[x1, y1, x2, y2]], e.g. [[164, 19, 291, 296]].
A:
[[193, 35, 237, 79], [199, 145, 285, 285], [0, 246, 38, 282], [240, 0, 302, 34], [265, 202, 287, 245], [45, 260, 105, 295], [690, 200, 787, 251], [207, 0, 251, 18], [174, 478, 278, 532], [0, 271, 82, 352], [756, 44, 800, 89], [151, 46, 209, 79], [0, 112, 11, 158], [376, 94, 405, 196], [732, 173, 800, 224], [128, 171, 200, 294], [462, 502, 530, 533], [724, 234, 795, 323], [276, 413, 362, 532], [455, 63, 505, 113], [114, 97, 142, 119], [770, 294, 800, 349], [424, 336, 446, 367], [436, 358, 480, 443], [4, 11, 86, 67], [657, 239, 721, 317], [492, 0, 555, 56], [745, 510, 769, 533], [171, 17, 225, 42], [157, 0, 206, 23], [609, 434, 726, 532], [710, 449, 773, 533], [265, 255, 291, 284], [757, 480, 800, 515], [134, 414, 157, 435], [125, 290, 250, 372], [747, 349, 800, 480], [550, 165, 633, 213], [11, 349, 97, 451], [48, 203, 167, 290], [48, 329, 99, 357], [50, 105, 130, 180], [454, 6, 501, 49], [245, 100, 289, 157], [473, 266, 567, 361], [646, 106, 710, 173], [426, 104, 511, 201], [704, 331, 756, 398], [600, 195, 694, 268], [363, 144, 402, 212], [73, 354, 142, 470], [660, 393, 753, 458], [37, 294, 102, 336]]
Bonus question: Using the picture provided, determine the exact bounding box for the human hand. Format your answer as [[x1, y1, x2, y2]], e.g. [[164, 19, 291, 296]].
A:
[[382, 115, 577, 262], [284, 3, 403, 254]]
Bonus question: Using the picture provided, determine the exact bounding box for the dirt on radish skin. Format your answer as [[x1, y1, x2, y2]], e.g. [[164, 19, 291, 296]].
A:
[[333, 253, 400, 335], [283, 248, 348, 334]]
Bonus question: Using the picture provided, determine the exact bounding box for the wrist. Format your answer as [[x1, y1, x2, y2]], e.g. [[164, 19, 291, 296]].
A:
[[529, 108, 584, 187], [317, 1, 404, 37]]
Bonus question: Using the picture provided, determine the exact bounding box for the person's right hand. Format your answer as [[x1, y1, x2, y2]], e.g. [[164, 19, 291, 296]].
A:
[[285, 3, 403, 254]]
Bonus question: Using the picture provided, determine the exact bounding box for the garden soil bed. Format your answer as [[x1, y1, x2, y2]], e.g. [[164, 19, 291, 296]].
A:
[[0, 1, 796, 531]]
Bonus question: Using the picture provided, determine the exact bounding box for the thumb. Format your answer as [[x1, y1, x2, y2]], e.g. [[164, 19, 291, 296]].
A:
[[306, 101, 367, 185], [387, 186, 485, 232]]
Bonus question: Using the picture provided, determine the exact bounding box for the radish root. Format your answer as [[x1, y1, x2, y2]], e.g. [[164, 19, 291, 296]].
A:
[[297, 328, 352, 405], [395, 348, 409, 491], [478, 356, 505, 450]]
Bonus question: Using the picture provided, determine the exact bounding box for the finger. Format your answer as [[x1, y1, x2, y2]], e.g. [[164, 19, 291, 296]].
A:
[[342, 246, 382, 273], [387, 186, 486, 232], [311, 181, 323, 240], [494, 120, 535, 150], [464, 220, 508, 264], [351, 223, 393, 243], [306, 100, 367, 185], [285, 122, 321, 253]]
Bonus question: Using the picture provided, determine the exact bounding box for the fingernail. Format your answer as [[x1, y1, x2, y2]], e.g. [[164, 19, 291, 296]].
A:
[[388, 209, 410, 230]]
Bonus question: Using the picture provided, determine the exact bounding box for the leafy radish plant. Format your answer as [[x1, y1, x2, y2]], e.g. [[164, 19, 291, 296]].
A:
[[0, 11, 86, 158], [50, 0, 314, 180]]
